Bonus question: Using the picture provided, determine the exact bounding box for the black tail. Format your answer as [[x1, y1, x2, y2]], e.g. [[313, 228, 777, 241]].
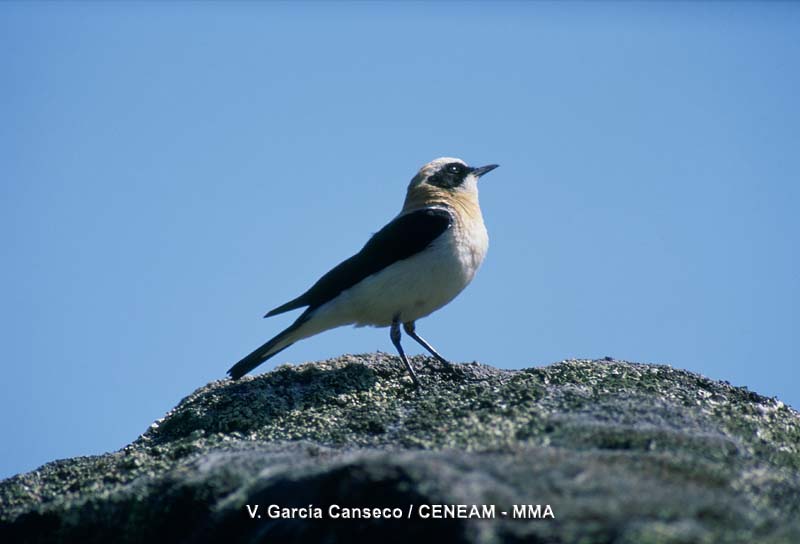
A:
[[227, 341, 292, 380], [227, 318, 306, 379]]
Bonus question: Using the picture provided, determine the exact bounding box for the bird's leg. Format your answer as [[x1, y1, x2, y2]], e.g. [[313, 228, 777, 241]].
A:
[[391, 316, 421, 388], [403, 321, 451, 366]]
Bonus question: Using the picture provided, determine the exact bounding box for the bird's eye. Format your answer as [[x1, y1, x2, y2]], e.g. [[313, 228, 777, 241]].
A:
[[447, 164, 462, 174]]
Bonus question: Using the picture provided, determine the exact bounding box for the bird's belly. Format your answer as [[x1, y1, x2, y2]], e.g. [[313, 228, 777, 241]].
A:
[[316, 229, 485, 328], [354, 257, 467, 325]]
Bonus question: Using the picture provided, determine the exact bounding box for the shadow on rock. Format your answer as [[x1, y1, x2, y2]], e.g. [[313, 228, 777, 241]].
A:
[[198, 458, 467, 544]]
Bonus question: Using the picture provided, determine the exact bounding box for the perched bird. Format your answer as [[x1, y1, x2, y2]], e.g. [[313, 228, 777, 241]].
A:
[[227, 157, 498, 386]]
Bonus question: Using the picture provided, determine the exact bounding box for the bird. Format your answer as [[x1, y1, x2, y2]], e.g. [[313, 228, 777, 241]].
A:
[[227, 157, 498, 386]]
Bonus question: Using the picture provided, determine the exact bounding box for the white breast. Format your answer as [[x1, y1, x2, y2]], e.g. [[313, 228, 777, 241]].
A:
[[309, 213, 488, 329]]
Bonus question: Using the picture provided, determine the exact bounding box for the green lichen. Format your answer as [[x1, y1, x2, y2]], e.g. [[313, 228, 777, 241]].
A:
[[1, 356, 799, 543]]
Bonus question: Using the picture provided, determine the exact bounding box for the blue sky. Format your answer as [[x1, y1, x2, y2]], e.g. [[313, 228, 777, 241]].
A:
[[1, 2, 798, 479]]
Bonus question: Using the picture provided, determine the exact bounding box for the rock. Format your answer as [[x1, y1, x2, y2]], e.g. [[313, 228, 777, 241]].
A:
[[1, 354, 799, 543]]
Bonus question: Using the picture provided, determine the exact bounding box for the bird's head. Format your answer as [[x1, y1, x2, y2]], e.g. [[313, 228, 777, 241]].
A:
[[405, 157, 498, 210], [408, 157, 498, 194]]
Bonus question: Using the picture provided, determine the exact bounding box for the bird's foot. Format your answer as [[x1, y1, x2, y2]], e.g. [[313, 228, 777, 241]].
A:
[[430, 357, 469, 380], [398, 357, 422, 388]]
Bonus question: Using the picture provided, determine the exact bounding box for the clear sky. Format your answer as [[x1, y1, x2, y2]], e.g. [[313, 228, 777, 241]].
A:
[[1, 2, 798, 480]]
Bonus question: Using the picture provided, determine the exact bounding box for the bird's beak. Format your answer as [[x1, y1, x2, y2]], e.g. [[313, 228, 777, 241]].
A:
[[471, 164, 499, 178]]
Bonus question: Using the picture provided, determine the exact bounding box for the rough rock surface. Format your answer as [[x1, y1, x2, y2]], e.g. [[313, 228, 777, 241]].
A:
[[1, 355, 799, 543]]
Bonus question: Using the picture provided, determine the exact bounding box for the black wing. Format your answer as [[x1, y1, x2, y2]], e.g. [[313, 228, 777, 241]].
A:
[[265, 207, 453, 317]]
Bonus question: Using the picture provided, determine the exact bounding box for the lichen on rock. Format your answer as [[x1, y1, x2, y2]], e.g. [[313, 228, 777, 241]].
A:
[[1, 355, 799, 543]]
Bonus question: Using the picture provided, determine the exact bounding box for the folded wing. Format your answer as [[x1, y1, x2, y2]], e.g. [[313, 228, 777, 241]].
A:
[[265, 207, 453, 317]]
